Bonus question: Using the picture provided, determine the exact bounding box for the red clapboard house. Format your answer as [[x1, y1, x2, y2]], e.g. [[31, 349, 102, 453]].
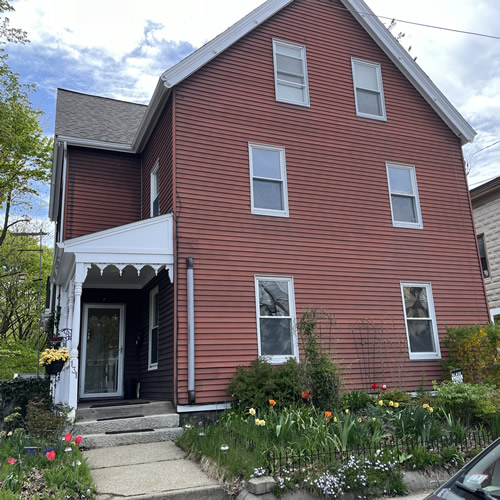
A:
[[48, 0, 489, 419]]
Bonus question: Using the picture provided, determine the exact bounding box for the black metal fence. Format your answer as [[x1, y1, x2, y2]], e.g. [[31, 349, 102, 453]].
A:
[[268, 428, 497, 473]]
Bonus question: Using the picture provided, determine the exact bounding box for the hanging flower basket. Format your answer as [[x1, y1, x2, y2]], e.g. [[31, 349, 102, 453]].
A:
[[45, 360, 66, 375], [40, 348, 70, 376]]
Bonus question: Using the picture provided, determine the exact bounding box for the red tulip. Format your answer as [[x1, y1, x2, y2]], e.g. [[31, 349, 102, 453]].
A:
[[74, 435, 82, 445], [46, 450, 56, 461], [371, 384, 378, 389], [8, 457, 17, 464], [381, 384, 387, 391], [64, 433, 72, 443]]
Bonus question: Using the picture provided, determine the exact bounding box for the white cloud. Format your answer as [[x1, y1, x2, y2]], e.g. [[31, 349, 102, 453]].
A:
[[7, 0, 498, 187]]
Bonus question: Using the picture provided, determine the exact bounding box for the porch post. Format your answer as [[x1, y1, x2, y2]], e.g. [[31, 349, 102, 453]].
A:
[[68, 263, 86, 416]]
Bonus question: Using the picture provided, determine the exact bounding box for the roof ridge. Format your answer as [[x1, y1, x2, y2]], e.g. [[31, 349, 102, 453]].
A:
[[57, 88, 147, 108]]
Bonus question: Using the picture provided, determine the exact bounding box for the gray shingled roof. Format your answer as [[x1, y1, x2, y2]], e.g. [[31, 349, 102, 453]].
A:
[[55, 89, 147, 145]]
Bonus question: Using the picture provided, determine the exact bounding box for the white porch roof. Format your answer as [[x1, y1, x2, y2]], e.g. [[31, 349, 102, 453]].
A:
[[52, 214, 174, 288]]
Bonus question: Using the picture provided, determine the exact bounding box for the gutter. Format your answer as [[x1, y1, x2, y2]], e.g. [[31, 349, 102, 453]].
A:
[[187, 257, 195, 404]]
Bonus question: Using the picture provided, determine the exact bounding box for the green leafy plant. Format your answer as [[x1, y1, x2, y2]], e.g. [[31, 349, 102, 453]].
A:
[[297, 309, 341, 410], [442, 323, 499, 385], [435, 381, 496, 426], [227, 357, 300, 410]]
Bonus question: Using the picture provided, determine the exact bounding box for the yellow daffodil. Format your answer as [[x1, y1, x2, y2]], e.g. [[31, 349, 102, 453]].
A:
[[345, 409, 349, 414], [255, 419, 260, 425], [423, 403, 429, 409], [389, 401, 394, 407], [333, 416, 338, 423], [249, 408, 256, 416], [394, 402, 399, 408], [378, 400, 384, 406], [357, 417, 362, 423], [429, 407, 434, 413], [372, 417, 376, 423]]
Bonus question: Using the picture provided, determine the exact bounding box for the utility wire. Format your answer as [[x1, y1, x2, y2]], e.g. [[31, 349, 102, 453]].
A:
[[324, 2, 500, 40]]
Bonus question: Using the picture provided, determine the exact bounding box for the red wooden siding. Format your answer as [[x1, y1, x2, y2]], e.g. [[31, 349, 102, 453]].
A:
[[141, 98, 174, 219], [138, 270, 175, 401], [167, 0, 488, 404], [64, 146, 141, 239]]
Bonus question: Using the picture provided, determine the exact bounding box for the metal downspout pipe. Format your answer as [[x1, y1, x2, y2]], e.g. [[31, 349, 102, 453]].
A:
[[187, 258, 195, 404]]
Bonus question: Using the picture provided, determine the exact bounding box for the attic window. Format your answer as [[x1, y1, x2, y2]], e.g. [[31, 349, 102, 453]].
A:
[[351, 58, 386, 120], [273, 39, 310, 107]]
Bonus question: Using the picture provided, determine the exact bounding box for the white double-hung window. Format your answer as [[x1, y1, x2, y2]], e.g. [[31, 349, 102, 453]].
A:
[[351, 58, 386, 120], [273, 39, 310, 106], [148, 286, 159, 370], [249, 144, 289, 217], [400, 282, 440, 360], [255, 276, 297, 363], [150, 161, 160, 217], [386, 163, 423, 229]]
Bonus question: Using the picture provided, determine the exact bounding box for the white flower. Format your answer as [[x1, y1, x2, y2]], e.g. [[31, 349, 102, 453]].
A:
[[220, 444, 229, 451], [65, 447, 73, 452]]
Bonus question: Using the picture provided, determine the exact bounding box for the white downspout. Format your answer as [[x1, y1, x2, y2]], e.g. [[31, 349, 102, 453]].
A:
[[187, 258, 195, 404]]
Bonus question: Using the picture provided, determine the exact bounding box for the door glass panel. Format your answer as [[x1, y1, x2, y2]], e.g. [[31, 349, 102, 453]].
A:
[[84, 308, 121, 394]]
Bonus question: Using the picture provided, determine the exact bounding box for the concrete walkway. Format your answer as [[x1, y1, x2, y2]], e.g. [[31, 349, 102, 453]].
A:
[[83, 442, 229, 499]]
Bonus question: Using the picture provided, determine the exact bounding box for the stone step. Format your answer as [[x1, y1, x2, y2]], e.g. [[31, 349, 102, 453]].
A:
[[76, 401, 174, 422], [83, 427, 184, 449], [73, 414, 179, 435]]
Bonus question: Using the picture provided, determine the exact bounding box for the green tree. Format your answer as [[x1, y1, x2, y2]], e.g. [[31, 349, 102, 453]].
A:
[[0, 0, 52, 245]]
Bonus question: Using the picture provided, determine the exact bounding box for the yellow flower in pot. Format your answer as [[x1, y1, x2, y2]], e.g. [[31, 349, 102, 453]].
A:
[[40, 348, 70, 375]]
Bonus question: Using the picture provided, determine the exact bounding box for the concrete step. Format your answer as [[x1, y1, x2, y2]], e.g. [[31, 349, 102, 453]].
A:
[[74, 414, 179, 435], [76, 401, 174, 422], [83, 427, 184, 449]]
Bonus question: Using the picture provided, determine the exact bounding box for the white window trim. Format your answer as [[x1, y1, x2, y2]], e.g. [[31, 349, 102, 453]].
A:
[[386, 162, 423, 229], [249, 143, 289, 217], [273, 39, 310, 107], [491, 307, 500, 324], [254, 275, 298, 364], [150, 160, 160, 217], [148, 286, 159, 370], [400, 281, 441, 360], [351, 57, 387, 121]]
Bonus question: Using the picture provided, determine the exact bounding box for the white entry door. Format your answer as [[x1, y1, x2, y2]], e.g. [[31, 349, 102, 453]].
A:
[[80, 304, 125, 398]]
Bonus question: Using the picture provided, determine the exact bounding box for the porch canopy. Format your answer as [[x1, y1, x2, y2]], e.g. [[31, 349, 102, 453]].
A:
[[51, 214, 174, 410]]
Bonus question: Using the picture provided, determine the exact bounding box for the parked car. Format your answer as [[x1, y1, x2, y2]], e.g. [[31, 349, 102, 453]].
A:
[[427, 438, 500, 499]]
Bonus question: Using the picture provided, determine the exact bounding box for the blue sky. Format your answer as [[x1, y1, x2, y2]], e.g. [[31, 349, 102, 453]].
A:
[[5, 0, 500, 225]]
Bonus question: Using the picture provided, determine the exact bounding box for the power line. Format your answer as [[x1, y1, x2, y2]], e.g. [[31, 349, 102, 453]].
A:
[[467, 140, 500, 159], [324, 2, 500, 40]]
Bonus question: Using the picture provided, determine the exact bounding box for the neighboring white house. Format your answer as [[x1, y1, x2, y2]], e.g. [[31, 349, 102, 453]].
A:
[[471, 176, 500, 323]]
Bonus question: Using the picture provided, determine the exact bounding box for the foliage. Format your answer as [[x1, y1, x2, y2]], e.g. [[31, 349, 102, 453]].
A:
[[340, 390, 373, 411], [435, 381, 497, 425], [442, 323, 499, 385], [227, 357, 300, 410], [0, 230, 53, 344], [0, 337, 38, 380], [0, 1, 28, 44], [382, 389, 412, 405], [0, 377, 50, 428], [0, 428, 95, 498], [24, 399, 67, 441], [297, 309, 341, 409]]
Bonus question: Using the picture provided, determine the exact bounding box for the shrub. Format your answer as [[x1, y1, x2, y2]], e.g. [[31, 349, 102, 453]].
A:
[[227, 357, 300, 410], [297, 309, 341, 410], [0, 377, 51, 430], [435, 381, 496, 425], [341, 391, 373, 411], [442, 323, 499, 385]]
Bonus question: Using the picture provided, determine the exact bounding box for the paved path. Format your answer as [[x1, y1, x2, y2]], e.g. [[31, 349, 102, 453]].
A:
[[83, 441, 229, 499]]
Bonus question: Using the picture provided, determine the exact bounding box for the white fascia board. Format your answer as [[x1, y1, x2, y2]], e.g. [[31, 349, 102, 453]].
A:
[[56, 135, 134, 152], [340, 0, 477, 145], [159, 0, 294, 89]]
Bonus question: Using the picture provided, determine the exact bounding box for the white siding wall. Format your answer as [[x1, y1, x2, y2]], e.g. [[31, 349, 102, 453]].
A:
[[473, 192, 500, 313]]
